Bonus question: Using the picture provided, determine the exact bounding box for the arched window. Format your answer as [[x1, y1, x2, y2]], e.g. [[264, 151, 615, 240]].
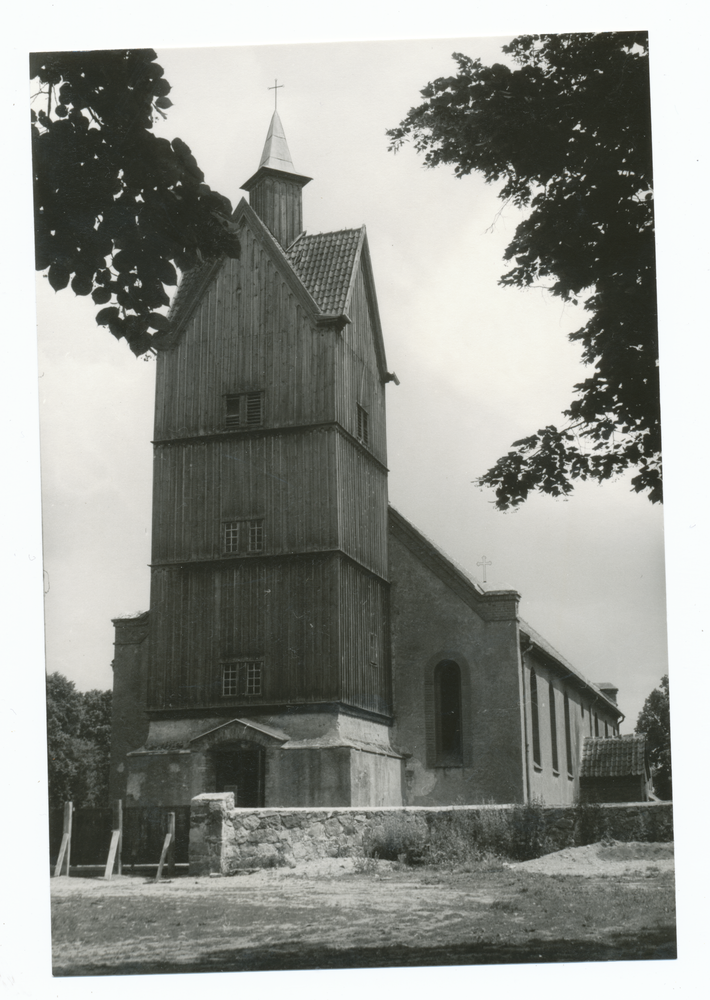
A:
[[435, 660, 463, 766], [549, 682, 559, 774], [530, 670, 542, 767]]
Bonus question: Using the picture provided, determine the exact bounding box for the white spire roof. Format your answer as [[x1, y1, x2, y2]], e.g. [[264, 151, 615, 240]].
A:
[[258, 111, 296, 173]]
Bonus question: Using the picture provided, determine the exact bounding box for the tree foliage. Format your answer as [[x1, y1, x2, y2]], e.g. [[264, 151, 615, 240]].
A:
[[635, 674, 672, 800], [46, 672, 113, 808], [31, 49, 240, 357], [388, 33, 660, 508]]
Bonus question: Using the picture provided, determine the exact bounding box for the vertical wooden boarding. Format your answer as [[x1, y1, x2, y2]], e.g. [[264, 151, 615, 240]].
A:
[[53, 801, 73, 877]]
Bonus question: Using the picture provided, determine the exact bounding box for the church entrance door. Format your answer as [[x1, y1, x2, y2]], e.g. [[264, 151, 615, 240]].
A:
[[212, 741, 265, 807]]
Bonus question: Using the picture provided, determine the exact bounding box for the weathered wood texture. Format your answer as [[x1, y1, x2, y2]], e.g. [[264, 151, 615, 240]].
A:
[[148, 211, 390, 718], [148, 555, 389, 716], [248, 174, 305, 249]]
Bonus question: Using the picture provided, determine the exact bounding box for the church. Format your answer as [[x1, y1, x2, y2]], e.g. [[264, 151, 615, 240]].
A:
[[109, 111, 623, 811]]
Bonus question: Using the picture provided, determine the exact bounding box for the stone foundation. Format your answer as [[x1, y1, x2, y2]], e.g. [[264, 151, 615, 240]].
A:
[[189, 796, 674, 875]]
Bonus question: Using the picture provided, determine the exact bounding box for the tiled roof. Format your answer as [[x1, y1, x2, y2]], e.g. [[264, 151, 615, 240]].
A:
[[580, 735, 648, 778], [286, 228, 363, 314]]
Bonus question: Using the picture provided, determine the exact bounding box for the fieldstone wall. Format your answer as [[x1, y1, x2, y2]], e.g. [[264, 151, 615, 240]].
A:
[[189, 795, 673, 875]]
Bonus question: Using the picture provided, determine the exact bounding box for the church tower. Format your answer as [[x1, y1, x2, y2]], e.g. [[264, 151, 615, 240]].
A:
[[111, 111, 403, 809]]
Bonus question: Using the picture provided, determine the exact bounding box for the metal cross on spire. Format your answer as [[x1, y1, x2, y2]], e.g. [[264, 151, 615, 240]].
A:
[[477, 556, 492, 584], [268, 79, 284, 110]]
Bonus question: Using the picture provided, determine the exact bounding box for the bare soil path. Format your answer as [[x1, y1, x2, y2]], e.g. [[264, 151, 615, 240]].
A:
[[50, 843, 676, 976]]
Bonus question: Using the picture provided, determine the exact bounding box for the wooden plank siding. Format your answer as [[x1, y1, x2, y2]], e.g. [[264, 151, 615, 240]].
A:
[[148, 210, 392, 719]]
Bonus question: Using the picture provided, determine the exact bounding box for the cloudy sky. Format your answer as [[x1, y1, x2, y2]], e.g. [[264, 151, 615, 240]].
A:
[[36, 37, 668, 729]]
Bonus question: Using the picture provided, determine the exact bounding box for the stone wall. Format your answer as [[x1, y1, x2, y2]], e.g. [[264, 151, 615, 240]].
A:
[[189, 795, 674, 875]]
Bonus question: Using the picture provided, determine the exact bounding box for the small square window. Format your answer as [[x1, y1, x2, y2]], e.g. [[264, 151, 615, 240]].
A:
[[223, 518, 264, 555], [222, 660, 263, 697], [356, 404, 369, 445]]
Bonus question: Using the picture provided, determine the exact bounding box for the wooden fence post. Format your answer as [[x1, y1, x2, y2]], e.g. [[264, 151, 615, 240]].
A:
[[154, 811, 175, 883], [103, 800, 123, 880], [53, 801, 73, 877], [114, 799, 123, 876], [167, 811, 176, 878]]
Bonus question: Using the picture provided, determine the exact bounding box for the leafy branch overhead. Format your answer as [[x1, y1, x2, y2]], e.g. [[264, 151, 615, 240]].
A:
[[388, 33, 660, 507], [31, 49, 240, 357]]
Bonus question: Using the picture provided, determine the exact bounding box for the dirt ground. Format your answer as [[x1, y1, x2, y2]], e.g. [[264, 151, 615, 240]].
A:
[[50, 842, 676, 976]]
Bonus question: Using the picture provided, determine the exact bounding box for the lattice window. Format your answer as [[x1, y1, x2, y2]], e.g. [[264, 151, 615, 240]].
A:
[[245, 661, 262, 696], [222, 660, 264, 697], [248, 520, 264, 553], [225, 391, 263, 429], [223, 519, 264, 555], [222, 663, 239, 697], [224, 521, 240, 554], [356, 404, 369, 445]]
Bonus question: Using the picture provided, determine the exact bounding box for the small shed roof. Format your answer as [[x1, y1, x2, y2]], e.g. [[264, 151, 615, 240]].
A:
[[580, 734, 648, 778]]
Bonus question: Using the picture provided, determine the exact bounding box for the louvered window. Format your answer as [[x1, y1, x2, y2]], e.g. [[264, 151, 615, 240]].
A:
[[223, 519, 264, 555], [222, 660, 263, 697], [356, 404, 369, 445], [225, 391, 263, 429]]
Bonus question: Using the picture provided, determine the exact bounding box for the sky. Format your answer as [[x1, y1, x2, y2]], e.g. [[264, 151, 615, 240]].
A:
[[4, 5, 709, 997], [36, 38, 668, 730]]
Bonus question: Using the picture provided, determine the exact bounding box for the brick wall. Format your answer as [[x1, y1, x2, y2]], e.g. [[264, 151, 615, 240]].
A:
[[188, 795, 673, 875]]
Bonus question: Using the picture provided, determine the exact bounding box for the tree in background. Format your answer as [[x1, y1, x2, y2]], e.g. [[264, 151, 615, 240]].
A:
[[635, 674, 672, 800], [31, 49, 240, 357], [46, 673, 113, 808], [388, 33, 659, 509]]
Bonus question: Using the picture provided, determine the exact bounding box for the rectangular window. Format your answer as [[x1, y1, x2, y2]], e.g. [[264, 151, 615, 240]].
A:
[[245, 661, 262, 696], [222, 662, 239, 697], [564, 693, 573, 777], [222, 660, 263, 697], [604, 721, 609, 738], [225, 391, 263, 429], [356, 404, 369, 445], [549, 682, 559, 774], [223, 519, 264, 555], [530, 670, 541, 768], [594, 712, 599, 737]]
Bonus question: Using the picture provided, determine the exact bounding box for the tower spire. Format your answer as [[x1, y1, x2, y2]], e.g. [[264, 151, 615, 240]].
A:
[[241, 108, 312, 249], [258, 110, 296, 174]]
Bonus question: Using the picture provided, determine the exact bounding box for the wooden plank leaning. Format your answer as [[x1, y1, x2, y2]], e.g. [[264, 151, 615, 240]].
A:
[[53, 801, 73, 877], [154, 812, 176, 883], [103, 800, 123, 880]]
